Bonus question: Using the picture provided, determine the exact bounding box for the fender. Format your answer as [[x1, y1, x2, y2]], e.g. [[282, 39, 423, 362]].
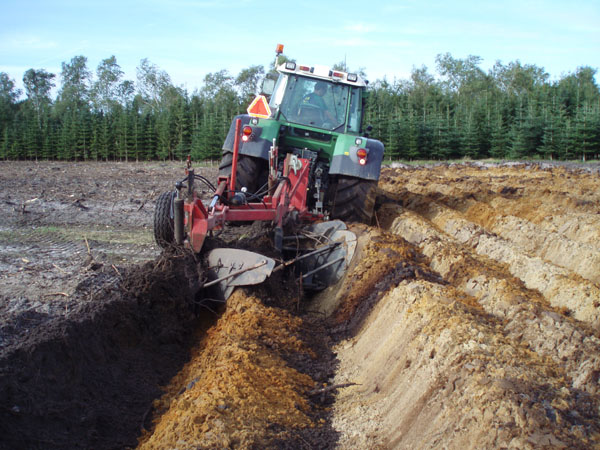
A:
[[222, 114, 271, 160], [329, 137, 384, 181]]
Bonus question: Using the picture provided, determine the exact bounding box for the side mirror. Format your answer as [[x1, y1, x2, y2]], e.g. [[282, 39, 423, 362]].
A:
[[261, 78, 276, 96]]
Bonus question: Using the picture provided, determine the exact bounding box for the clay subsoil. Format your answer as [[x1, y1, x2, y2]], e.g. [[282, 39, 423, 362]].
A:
[[1, 160, 600, 449]]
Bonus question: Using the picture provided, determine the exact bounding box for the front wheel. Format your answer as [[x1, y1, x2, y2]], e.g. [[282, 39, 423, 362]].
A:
[[154, 191, 174, 248], [329, 176, 377, 224]]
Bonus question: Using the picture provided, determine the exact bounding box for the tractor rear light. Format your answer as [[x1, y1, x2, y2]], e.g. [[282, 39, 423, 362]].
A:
[[356, 148, 368, 165], [285, 62, 296, 70], [299, 65, 311, 72], [332, 71, 344, 79], [242, 126, 253, 142], [347, 73, 358, 82]]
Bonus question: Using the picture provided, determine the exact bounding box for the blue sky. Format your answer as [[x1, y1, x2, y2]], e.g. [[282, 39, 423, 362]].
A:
[[1, 0, 599, 96]]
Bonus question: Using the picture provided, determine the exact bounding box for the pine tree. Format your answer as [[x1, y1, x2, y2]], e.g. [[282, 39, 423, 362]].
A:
[[572, 102, 598, 160]]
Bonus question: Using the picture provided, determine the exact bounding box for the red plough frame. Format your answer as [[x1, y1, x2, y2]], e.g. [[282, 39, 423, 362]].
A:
[[176, 119, 322, 253]]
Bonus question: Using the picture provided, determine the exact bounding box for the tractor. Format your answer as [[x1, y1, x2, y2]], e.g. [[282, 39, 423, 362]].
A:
[[153, 45, 384, 298], [218, 44, 384, 225]]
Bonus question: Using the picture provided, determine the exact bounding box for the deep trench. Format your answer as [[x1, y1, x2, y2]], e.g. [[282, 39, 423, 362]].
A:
[[0, 241, 344, 449]]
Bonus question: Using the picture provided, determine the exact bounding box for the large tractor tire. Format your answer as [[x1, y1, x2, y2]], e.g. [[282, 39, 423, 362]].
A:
[[329, 176, 377, 224], [154, 191, 174, 248], [218, 152, 268, 196]]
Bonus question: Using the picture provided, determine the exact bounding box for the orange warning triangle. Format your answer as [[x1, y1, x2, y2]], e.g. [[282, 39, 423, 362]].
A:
[[247, 95, 272, 118]]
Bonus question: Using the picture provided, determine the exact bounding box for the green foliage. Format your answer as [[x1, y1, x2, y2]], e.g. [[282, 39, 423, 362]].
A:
[[366, 58, 599, 161], [92, 56, 124, 114], [235, 65, 265, 105], [0, 54, 599, 161], [56, 56, 92, 115]]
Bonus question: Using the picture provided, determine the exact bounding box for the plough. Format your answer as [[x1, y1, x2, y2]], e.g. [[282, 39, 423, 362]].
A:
[[154, 119, 357, 299]]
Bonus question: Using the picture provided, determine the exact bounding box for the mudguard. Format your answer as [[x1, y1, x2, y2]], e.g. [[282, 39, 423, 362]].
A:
[[329, 138, 384, 181], [222, 114, 271, 160]]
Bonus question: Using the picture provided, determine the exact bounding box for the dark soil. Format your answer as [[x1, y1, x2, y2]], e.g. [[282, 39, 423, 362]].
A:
[[268, 314, 340, 449], [0, 249, 201, 450]]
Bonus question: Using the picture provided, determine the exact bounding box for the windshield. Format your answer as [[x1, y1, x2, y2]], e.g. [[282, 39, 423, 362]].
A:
[[271, 74, 350, 131]]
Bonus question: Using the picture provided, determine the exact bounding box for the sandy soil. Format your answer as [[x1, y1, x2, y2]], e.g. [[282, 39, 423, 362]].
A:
[[1, 160, 599, 449]]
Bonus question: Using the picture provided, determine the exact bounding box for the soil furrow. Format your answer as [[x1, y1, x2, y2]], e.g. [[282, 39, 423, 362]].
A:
[[385, 203, 600, 396], [382, 189, 600, 326]]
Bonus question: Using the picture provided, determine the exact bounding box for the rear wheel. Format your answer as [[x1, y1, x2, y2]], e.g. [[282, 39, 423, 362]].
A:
[[329, 176, 377, 224], [218, 153, 268, 196], [154, 191, 174, 248]]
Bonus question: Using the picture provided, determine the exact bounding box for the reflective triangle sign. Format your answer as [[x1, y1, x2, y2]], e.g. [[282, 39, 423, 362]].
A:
[[247, 95, 272, 118]]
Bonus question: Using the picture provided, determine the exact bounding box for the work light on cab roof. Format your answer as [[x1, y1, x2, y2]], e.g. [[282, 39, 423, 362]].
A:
[[279, 62, 364, 86]]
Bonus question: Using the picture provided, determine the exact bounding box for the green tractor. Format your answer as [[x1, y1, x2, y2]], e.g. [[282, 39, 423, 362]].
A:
[[219, 46, 384, 224]]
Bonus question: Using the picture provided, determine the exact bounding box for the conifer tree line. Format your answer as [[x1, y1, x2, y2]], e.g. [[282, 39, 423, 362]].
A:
[[367, 54, 600, 161], [0, 53, 598, 161]]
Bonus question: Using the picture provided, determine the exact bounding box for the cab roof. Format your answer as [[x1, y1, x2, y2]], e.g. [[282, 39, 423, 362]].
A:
[[277, 62, 368, 88]]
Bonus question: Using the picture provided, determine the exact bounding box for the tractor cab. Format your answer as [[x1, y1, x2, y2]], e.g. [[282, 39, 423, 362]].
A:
[[265, 63, 367, 134]]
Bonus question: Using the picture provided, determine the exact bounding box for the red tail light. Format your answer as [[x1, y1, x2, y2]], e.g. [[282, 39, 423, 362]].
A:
[[242, 126, 253, 142], [357, 148, 368, 165]]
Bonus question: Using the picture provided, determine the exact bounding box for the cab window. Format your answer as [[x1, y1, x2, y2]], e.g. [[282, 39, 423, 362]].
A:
[[347, 87, 362, 133]]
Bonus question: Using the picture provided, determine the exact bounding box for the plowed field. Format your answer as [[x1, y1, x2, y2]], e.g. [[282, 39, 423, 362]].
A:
[[1, 160, 599, 449]]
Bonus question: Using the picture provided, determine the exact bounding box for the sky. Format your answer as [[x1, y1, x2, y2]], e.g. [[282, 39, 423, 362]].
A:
[[1, 0, 599, 98]]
